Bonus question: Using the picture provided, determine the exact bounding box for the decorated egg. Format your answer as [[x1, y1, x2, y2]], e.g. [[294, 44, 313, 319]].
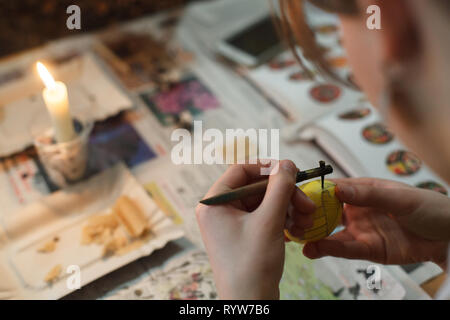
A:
[[285, 179, 342, 243]]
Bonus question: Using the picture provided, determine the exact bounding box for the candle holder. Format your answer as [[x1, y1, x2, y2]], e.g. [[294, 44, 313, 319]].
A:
[[33, 119, 93, 188]]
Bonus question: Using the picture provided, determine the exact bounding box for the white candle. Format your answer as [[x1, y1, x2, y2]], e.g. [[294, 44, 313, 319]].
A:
[[37, 62, 76, 143]]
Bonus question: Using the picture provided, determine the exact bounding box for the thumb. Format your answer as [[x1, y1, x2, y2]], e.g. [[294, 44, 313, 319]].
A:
[[257, 160, 297, 231], [337, 182, 450, 241], [335, 183, 421, 216]]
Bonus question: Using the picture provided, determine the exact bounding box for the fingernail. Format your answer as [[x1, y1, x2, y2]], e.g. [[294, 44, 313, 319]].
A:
[[281, 160, 297, 177], [336, 184, 354, 201]]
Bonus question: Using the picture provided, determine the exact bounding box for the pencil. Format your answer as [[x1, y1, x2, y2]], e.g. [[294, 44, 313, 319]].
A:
[[199, 162, 333, 205]]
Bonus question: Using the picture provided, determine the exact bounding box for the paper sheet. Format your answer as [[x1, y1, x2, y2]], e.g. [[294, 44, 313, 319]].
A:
[[313, 256, 406, 300], [0, 164, 184, 299], [107, 249, 216, 300]]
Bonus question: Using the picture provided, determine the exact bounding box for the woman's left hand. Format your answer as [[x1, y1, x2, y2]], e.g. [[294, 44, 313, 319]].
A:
[[303, 178, 450, 269]]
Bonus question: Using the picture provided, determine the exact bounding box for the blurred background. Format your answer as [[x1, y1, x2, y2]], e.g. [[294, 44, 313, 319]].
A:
[[0, 0, 198, 57]]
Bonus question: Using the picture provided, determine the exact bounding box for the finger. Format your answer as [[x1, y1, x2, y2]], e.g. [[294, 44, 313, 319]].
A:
[[331, 177, 411, 189], [335, 183, 422, 216], [257, 160, 298, 229], [303, 239, 371, 260], [303, 230, 352, 258], [285, 212, 313, 238], [328, 229, 356, 242], [241, 192, 265, 212], [288, 225, 305, 239], [286, 189, 315, 232], [203, 161, 273, 199], [294, 213, 314, 229], [287, 207, 314, 230], [305, 229, 355, 246], [303, 232, 372, 260], [291, 188, 316, 215]]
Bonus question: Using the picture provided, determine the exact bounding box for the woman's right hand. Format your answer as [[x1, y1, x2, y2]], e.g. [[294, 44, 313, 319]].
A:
[[196, 160, 316, 299], [303, 178, 450, 269]]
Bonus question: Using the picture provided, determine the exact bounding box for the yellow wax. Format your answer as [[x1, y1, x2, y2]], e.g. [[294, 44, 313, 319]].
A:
[[285, 179, 343, 243], [42, 81, 75, 143]]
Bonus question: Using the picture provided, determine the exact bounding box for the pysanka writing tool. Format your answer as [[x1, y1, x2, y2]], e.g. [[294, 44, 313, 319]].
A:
[[199, 162, 333, 205]]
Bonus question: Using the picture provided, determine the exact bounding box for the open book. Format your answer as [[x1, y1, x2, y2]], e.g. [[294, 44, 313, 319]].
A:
[[298, 104, 449, 194]]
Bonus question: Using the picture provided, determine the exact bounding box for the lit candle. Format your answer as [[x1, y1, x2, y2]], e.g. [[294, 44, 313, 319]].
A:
[[36, 62, 76, 143]]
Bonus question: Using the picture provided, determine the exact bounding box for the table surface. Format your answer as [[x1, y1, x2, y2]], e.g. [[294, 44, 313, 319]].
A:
[[1, 3, 448, 300]]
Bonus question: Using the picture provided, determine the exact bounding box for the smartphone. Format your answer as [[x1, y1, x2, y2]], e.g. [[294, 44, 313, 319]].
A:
[[217, 16, 283, 67]]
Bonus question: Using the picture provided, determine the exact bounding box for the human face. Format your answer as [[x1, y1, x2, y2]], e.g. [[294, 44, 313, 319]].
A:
[[337, 0, 450, 182]]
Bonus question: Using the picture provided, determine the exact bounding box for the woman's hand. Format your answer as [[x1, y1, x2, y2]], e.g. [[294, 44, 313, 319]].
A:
[[196, 160, 316, 299], [303, 178, 450, 269]]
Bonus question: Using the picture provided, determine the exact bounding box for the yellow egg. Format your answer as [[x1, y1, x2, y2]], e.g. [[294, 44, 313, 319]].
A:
[[285, 179, 342, 243]]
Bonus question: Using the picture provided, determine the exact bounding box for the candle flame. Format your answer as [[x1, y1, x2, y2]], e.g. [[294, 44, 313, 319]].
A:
[[36, 62, 56, 90]]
